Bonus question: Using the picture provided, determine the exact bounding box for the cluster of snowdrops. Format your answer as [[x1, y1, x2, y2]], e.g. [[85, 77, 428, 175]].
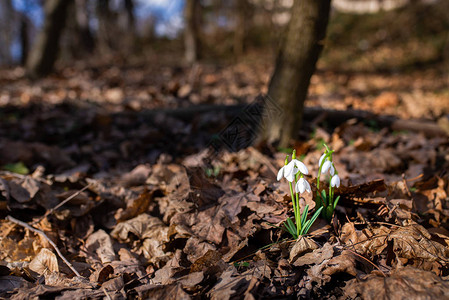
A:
[[277, 144, 340, 238]]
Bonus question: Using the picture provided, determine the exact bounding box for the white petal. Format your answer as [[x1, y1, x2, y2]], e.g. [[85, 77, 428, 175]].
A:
[[331, 175, 340, 188], [296, 178, 306, 193], [319, 153, 326, 167], [330, 164, 335, 176], [284, 161, 298, 177], [321, 161, 331, 174], [285, 170, 296, 182], [277, 167, 284, 181], [295, 160, 309, 175], [305, 180, 312, 193]]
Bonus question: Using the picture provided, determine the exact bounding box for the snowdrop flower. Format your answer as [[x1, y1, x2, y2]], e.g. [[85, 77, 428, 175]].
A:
[[285, 150, 308, 176], [277, 156, 289, 181], [318, 153, 327, 167], [295, 177, 312, 193], [319, 153, 335, 176], [284, 167, 297, 183], [277, 165, 298, 182], [277, 155, 297, 182], [321, 160, 331, 173], [321, 160, 335, 176], [331, 174, 341, 188], [286, 159, 308, 176]]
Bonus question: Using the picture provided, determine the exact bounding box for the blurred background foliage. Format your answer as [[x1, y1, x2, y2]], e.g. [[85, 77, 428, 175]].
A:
[[0, 0, 447, 73]]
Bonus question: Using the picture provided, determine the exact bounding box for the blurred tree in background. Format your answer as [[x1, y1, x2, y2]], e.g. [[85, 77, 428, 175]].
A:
[[0, 0, 447, 144], [25, 0, 72, 78], [260, 0, 331, 147]]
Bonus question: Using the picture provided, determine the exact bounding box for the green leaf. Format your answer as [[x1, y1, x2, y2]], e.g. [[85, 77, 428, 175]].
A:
[[326, 205, 334, 220], [321, 190, 328, 205], [2, 162, 29, 175], [301, 207, 323, 235], [300, 204, 309, 228], [333, 195, 341, 209], [233, 261, 250, 267], [284, 218, 298, 239], [301, 220, 311, 236]]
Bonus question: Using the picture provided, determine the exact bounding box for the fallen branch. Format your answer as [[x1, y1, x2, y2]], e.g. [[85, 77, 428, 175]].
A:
[[6, 215, 82, 277]]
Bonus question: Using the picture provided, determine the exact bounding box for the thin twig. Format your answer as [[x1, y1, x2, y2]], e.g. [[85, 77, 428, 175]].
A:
[[6, 215, 82, 277], [32, 183, 92, 225], [345, 248, 387, 277], [102, 286, 112, 300]]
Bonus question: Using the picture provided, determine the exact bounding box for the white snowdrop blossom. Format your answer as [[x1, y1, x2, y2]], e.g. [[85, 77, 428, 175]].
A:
[[321, 160, 331, 174], [319, 154, 335, 175], [277, 165, 287, 181], [331, 174, 341, 188], [284, 168, 297, 183], [318, 153, 327, 167], [285, 159, 309, 177], [296, 177, 312, 194], [329, 164, 335, 176]]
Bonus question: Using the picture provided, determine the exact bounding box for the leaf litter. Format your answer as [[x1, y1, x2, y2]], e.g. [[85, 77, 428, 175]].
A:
[[0, 63, 448, 299]]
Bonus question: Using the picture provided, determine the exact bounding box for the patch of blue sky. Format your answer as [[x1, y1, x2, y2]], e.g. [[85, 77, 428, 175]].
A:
[[12, 0, 43, 27], [136, 0, 184, 38]]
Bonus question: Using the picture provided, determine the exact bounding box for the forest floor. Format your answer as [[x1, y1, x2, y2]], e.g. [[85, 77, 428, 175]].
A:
[[0, 52, 448, 299]]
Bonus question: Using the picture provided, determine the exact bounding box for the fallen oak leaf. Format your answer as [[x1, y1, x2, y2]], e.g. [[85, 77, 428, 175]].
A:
[[344, 266, 449, 300], [388, 225, 449, 263], [84, 230, 116, 264], [29, 248, 59, 275], [289, 236, 319, 264]]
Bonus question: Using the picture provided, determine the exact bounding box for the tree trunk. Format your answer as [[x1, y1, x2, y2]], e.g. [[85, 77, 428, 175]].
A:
[[26, 0, 72, 78], [233, 0, 250, 57], [0, 0, 14, 65], [75, 0, 95, 54], [96, 0, 115, 53], [20, 13, 29, 65], [184, 0, 201, 64], [260, 0, 331, 147], [124, 0, 135, 31]]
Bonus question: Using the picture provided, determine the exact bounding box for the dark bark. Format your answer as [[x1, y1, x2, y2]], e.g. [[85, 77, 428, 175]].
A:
[[124, 0, 135, 30], [20, 14, 29, 65], [234, 0, 251, 57], [96, 0, 115, 52], [75, 0, 95, 54], [0, 0, 14, 65], [184, 0, 201, 64], [26, 0, 72, 78], [260, 0, 331, 147]]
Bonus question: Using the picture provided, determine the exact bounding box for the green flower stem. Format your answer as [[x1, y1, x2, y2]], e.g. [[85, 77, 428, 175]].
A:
[[295, 192, 301, 235], [289, 181, 297, 224]]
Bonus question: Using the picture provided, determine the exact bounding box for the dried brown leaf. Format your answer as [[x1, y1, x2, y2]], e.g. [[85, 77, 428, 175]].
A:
[[293, 242, 334, 267], [289, 236, 319, 264], [388, 225, 449, 263], [340, 223, 390, 256], [97, 265, 114, 284], [135, 283, 191, 300], [111, 214, 170, 264], [0, 276, 28, 293], [85, 229, 116, 264], [28, 248, 58, 275], [120, 164, 152, 187], [190, 250, 223, 273], [115, 189, 154, 222], [344, 266, 449, 300]]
